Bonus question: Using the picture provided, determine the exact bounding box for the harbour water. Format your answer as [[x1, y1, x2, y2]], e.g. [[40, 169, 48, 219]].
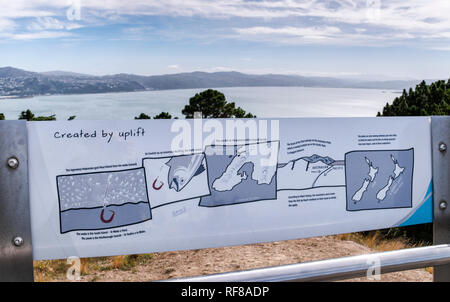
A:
[[0, 86, 399, 120]]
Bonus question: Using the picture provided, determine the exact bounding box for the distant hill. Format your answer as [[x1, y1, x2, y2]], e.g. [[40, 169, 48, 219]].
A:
[[0, 66, 426, 98], [0, 66, 37, 78]]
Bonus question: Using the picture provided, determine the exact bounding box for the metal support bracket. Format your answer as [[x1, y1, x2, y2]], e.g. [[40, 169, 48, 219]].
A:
[[432, 116, 450, 282], [0, 121, 33, 281]]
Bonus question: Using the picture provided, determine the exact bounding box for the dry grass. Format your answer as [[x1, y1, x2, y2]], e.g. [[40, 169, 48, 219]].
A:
[[336, 231, 434, 279], [34, 254, 153, 282], [335, 230, 427, 252]]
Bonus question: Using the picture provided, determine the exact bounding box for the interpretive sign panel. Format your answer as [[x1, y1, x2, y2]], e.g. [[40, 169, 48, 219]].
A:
[[27, 117, 432, 260]]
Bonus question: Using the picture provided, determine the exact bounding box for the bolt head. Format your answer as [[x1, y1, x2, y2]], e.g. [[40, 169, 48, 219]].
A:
[[13, 237, 23, 247], [7, 157, 19, 169], [439, 142, 447, 152], [439, 201, 448, 210]]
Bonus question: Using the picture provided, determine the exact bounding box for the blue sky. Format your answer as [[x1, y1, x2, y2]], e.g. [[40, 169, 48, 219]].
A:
[[0, 0, 449, 80]]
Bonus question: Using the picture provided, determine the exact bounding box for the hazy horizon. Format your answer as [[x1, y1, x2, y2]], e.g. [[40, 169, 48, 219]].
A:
[[1, 65, 437, 82]]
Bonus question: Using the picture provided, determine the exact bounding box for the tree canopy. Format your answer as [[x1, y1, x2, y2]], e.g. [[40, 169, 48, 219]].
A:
[[378, 79, 450, 116], [182, 89, 255, 118], [18, 109, 56, 121], [153, 112, 172, 119], [135, 112, 173, 119], [135, 113, 151, 120]]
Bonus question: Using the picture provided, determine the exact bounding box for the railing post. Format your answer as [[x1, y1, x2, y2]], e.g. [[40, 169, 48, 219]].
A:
[[432, 116, 450, 282], [0, 120, 34, 281]]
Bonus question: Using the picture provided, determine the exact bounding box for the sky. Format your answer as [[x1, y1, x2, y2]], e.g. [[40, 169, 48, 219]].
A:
[[0, 0, 449, 80]]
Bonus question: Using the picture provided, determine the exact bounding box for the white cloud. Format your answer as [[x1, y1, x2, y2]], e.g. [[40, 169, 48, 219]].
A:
[[1, 31, 73, 40], [0, 18, 16, 32], [431, 46, 450, 51], [235, 26, 341, 40], [0, 1, 80, 40], [27, 17, 65, 31], [0, 0, 449, 46], [78, 0, 450, 34], [233, 25, 420, 46], [211, 66, 234, 72], [119, 26, 154, 40], [0, 1, 64, 19]]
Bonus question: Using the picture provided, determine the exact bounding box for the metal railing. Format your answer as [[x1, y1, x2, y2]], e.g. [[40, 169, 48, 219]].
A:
[[167, 244, 450, 282]]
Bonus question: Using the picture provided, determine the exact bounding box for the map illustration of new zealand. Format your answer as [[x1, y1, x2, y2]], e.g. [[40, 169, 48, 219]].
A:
[[352, 157, 378, 202], [199, 141, 279, 207], [345, 149, 413, 211], [376, 155, 405, 201]]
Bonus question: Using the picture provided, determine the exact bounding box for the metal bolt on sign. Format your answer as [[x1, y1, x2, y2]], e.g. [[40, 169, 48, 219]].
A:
[[13, 237, 24, 247], [7, 156, 19, 169]]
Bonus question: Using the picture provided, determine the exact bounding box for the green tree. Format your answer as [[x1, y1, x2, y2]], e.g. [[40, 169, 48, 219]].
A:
[[135, 113, 151, 119], [18, 109, 35, 121], [18, 109, 56, 121], [68, 115, 76, 121], [377, 79, 450, 116], [153, 112, 172, 119], [182, 89, 255, 118], [0, 113, 5, 120], [32, 115, 56, 121]]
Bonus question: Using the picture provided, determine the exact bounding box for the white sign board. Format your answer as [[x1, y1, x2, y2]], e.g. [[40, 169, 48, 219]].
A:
[[27, 117, 432, 260]]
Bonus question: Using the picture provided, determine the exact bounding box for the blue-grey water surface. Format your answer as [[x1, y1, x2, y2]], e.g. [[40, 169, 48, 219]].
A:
[[0, 87, 398, 120]]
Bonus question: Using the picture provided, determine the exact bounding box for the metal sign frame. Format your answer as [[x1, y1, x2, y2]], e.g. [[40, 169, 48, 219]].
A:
[[0, 121, 33, 282], [431, 116, 450, 282], [0, 117, 448, 282]]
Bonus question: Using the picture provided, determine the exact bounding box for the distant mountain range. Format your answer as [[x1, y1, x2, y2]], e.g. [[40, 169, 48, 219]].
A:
[[0, 66, 429, 98]]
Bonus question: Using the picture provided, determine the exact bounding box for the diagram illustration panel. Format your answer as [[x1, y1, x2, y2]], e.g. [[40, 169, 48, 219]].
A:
[[57, 168, 151, 233], [199, 141, 279, 207], [345, 149, 414, 211], [277, 154, 345, 191], [143, 154, 210, 208]]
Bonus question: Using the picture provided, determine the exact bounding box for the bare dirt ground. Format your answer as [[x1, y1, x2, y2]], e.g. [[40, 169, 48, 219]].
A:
[[43, 235, 431, 282]]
